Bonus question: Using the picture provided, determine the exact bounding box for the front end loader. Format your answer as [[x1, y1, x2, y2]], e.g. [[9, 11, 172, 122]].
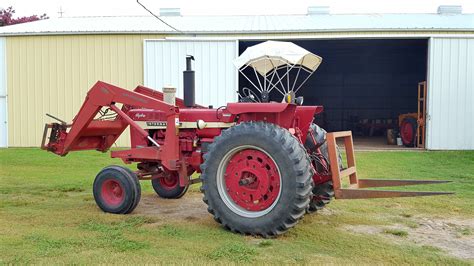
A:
[[42, 41, 451, 237]]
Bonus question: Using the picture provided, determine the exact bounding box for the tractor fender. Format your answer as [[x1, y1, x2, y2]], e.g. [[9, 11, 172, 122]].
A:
[[226, 102, 291, 115], [226, 103, 322, 138]]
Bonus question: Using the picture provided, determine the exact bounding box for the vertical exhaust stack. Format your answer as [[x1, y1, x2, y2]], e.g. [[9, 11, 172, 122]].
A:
[[183, 55, 195, 107]]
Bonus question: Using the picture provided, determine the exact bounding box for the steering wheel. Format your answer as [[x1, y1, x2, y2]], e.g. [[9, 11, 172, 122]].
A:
[[240, 87, 262, 103]]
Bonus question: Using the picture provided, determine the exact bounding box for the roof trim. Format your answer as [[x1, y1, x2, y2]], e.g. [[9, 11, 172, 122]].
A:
[[1, 14, 473, 37], [164, 34, 474, 40], [1, 28, 474, 37]]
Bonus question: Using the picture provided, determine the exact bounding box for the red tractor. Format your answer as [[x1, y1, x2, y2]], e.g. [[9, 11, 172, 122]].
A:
[[399, 81, 427, 148], [42, 41, 449, 237]]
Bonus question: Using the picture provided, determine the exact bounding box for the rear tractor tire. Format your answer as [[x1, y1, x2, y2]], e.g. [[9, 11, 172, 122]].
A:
[[307, 181, 334, 213], [151, 171, 189, 199], [304, 123, 339, 214], [200, 122, 313, 237], [93, 165, 141, 214]]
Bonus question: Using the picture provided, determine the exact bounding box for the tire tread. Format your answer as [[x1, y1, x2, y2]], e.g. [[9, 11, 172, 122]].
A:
[[200, 121, 312, 237]]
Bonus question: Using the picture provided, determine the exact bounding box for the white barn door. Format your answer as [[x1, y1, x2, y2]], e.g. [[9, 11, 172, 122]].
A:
[[144, 39, 238, 107], [0, 37, 7, 148], [427, 38, 474, 150]]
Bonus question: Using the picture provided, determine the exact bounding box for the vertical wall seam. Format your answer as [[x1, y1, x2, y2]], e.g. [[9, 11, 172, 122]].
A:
[[0, 37, 7, 147]]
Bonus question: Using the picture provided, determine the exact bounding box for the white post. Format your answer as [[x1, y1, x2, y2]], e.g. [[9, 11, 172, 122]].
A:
[[163, 85, 176, 106]]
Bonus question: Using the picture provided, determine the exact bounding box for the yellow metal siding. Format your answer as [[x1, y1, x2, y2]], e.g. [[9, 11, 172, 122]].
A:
[[6, 34, 164, 147]]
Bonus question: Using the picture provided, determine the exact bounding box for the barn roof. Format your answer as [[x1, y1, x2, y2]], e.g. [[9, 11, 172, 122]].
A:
[[0, 13, 473, 36]]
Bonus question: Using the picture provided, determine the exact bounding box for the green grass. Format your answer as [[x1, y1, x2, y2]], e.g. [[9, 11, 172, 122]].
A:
[[1, 148, 473, 264], [383, 229, 409, 237], [456, 227, 472, 237]]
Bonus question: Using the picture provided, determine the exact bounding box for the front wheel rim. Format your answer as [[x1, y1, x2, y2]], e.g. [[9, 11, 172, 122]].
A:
[[216, 145, 282, 218], [101, 179, 125, 206]]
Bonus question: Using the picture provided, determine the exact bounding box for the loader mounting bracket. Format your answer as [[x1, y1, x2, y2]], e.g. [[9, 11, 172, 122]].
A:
[[41, 122, 70, 152]]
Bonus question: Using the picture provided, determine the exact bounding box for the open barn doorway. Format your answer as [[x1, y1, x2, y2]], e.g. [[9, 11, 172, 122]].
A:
[[238, 39, 428, 150]]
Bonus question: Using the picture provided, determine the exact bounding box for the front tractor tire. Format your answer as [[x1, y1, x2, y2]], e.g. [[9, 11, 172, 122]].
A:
[[151, 172, 189, 199], [93, 165, 141, 214], [200, 122, 313, 237]]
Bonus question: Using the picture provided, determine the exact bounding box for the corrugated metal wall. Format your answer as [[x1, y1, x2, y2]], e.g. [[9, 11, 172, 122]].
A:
[[144, 40, 238, 107], [6, 34, 164, 147], [427, 37, 474, 150], [0, 37, 7, 147]]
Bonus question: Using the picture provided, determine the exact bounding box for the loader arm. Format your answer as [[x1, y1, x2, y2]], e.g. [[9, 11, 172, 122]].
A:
[[42, 81, 180, 169]]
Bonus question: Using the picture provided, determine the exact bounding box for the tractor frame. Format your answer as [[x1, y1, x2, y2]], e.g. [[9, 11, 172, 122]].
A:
[[41, 47, 449, 237]]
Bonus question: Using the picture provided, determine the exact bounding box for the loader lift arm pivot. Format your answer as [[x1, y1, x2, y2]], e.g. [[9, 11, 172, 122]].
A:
[[42, 81, 180, 170]]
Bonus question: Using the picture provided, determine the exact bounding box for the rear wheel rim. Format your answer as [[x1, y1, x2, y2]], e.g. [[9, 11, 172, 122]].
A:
[[101, 179, 124, 206], [401, 121, 414, 144], [217, 145, 282, 218]]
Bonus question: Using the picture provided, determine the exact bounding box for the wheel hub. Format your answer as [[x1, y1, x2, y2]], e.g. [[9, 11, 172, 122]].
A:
[[224, 149, 281, 212], [101, 179, 124, 206], [159, 172, 179, 190]]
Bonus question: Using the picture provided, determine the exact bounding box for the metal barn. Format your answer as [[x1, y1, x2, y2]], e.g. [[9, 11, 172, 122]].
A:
[[0, 7, 473, 149]]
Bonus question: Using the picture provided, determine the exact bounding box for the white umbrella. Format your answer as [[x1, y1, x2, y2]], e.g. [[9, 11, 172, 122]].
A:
[[234, 40, 322, 76], [234, 41, 322, 98]]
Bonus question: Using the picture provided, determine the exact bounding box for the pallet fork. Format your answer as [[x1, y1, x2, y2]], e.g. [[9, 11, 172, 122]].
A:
[[326, 131, 452, 199]]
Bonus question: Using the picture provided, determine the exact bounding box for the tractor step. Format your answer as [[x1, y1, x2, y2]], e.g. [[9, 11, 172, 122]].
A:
[[326, 131, 453, 199]]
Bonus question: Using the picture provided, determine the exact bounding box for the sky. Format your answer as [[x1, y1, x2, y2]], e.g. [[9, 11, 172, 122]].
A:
[[2, 0, 473, 18]]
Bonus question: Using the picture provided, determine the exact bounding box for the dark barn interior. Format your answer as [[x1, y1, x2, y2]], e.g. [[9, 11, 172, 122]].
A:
[[238, 39, 428, 144]]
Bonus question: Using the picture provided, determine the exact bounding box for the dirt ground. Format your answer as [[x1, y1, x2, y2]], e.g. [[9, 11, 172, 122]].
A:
[[134, 192, 210, 222], [135, 192, 474, 260], [346, 218, 474, 260]]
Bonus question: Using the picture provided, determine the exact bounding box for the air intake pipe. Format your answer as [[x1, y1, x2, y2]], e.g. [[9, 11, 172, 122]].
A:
[[183, 55, 195, 107]]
